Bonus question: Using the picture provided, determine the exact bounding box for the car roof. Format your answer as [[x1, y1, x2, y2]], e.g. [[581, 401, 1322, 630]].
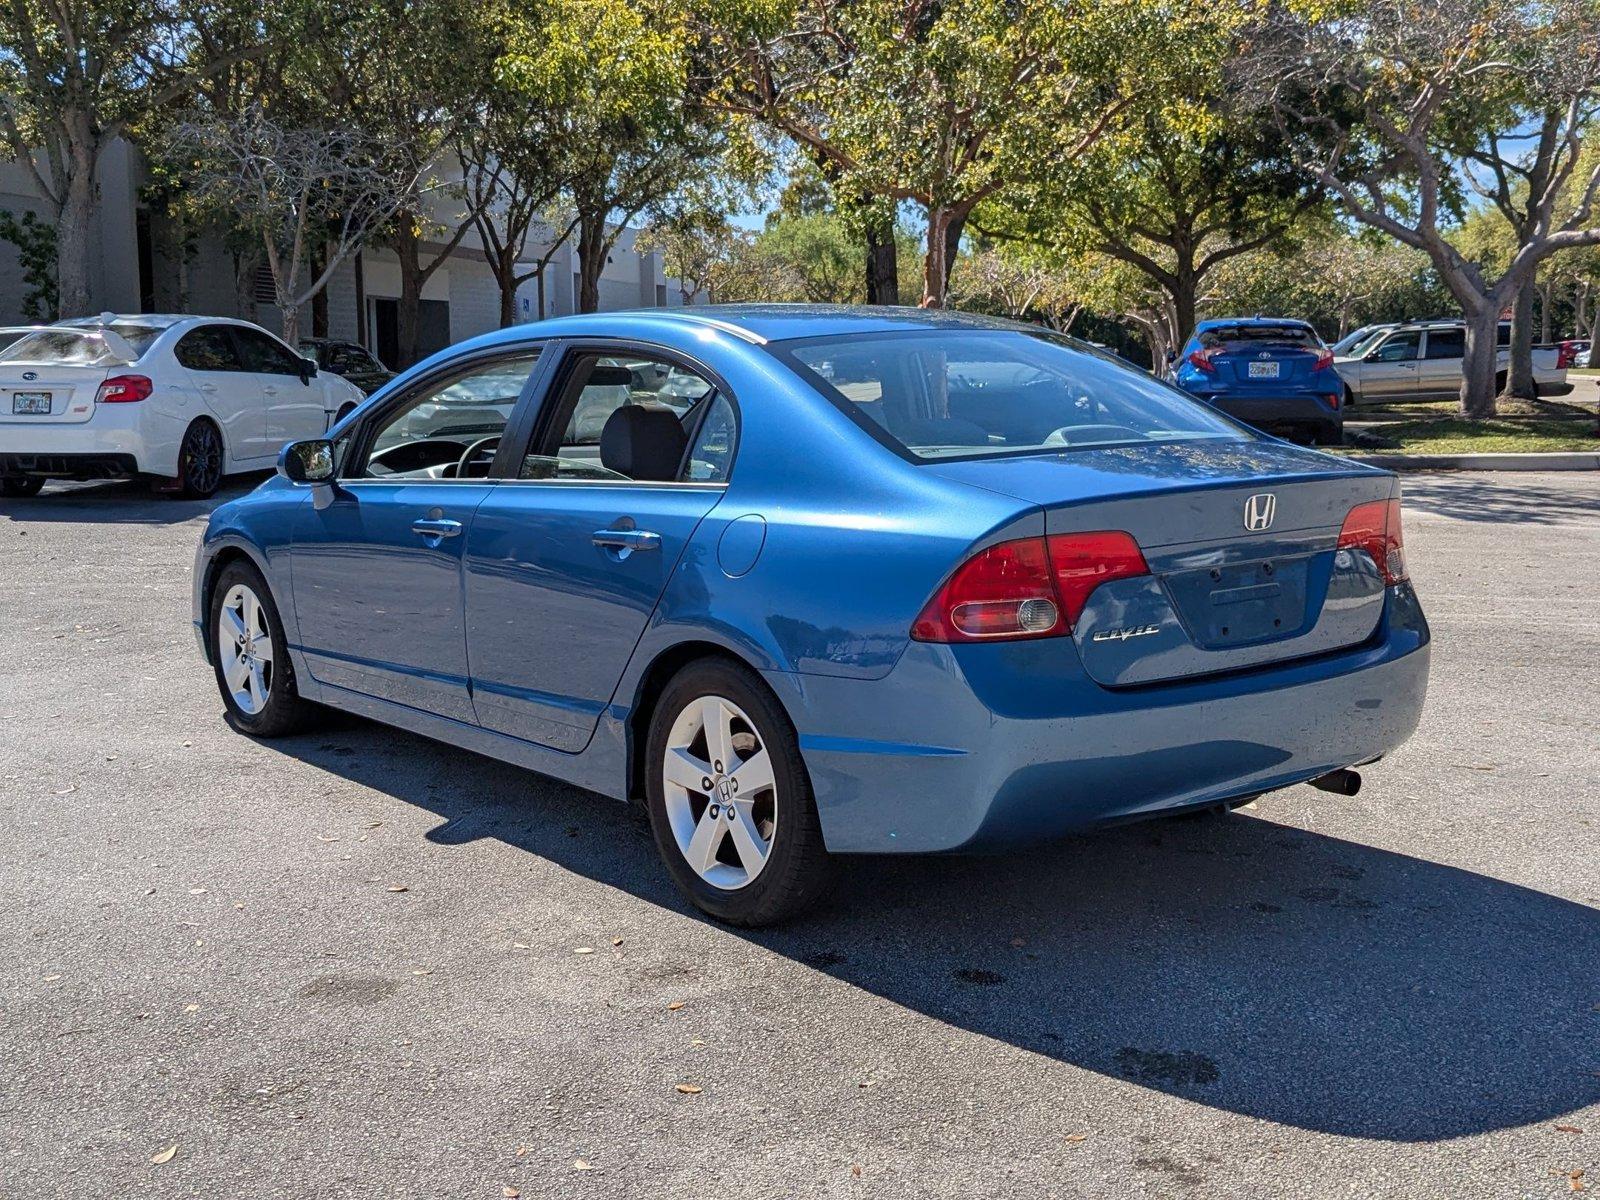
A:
[[450, 304, 1034, 353], [1194, 317, 1314, 330]]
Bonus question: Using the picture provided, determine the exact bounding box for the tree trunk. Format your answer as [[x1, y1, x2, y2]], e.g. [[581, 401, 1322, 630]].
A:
[[1170, 268, 1198, 353], [393, 218, 424, 368], [1537, 279, 1552, 345], [1460, 306, 1501, 419], [497, 248, 517, 327], [864, 209, 898, 305], [1506, 278, 1537, 400], [1591, 300, 1600, 351], [920, 204, 969, 308], [279, 301, 301, 348], [576, 210, 606, 314], [54, 137, 98, 318]]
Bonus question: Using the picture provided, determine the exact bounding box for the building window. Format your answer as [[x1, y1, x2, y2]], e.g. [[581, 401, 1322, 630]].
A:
[[253, 264, 277, 305], [655, 283, 667, 307]]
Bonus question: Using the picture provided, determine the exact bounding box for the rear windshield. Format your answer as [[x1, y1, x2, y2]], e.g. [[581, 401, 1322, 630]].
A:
[[781, 329, 1247, 461], [0, 325, 161, 365], [1197, 324, 1321, 351]]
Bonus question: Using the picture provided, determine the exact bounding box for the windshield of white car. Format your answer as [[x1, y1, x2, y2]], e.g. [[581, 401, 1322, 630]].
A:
[[0, 325, 161, 365], [782, 329, 1248, 461]]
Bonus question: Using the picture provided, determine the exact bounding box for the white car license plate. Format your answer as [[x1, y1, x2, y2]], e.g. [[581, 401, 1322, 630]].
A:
[[11, 392, 51, 414], [1247, 362, 1280, 379]]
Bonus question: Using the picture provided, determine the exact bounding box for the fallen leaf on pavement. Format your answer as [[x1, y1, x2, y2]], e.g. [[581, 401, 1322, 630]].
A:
[[851, 1165, 862, 1178], [667, 1001, 685, 1011], [573, 947, 594, 955], [512, 942, 531, 950], [1065, 1134, 1088, 1144], [411, 969, 432, 976], [503, 1187, 520, 1197], [611, 937, 623, 946], [187, 887, 207, 895], [386, 885, 408, 893], [317, 836, 340, 843], [1555, 1125, 1583, 1134], [150, 1145, 178, 1165], [184, 1004, 199, 1013], [572, 1160, 593, 1171], [675, 1084, 702, 1095], [43, 974, 61, 982]]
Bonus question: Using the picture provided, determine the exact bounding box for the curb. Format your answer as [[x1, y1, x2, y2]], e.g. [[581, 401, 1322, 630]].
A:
[[1350, 452, 1600, 471]]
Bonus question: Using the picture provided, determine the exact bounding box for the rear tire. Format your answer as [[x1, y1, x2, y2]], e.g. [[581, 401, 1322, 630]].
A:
[[644, 658, 832, 926], [209, 560, 314, 737], [1, 477, 45, 498], [175, 419, 224, 500]]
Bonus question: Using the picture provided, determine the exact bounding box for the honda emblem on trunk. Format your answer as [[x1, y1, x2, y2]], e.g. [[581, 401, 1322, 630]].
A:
[[1243, 493, 1276, 531]]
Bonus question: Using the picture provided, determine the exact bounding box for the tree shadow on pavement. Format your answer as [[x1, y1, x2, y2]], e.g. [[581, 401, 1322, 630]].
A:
[[1401, 475, 1600, 525], [0, 475, 267, 525], [275, 718, 1600, 1144]]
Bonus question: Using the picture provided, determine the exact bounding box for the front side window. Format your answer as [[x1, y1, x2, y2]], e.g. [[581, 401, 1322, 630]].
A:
[[1370, 332, 1420, 363], [357, 353, 539, 480], [234, 327, 303, 375], [175, 326, 243, 372], [520, 353, 720, 482], [783, 330, 1244, 461]]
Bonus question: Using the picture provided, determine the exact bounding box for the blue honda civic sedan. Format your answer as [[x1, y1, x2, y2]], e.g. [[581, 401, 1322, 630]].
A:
[[193, 306, 1429, 925]]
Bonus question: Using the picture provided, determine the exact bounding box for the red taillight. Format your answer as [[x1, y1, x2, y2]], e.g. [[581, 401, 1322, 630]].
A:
[[95, 374, 152, 403], [1557, 341, 1577, 370], [1313, 348, 1335, 371], [1337, 498, 1407, 585], [1187, 348, 1218, 374], [1321, 391, 1342, 411], [911, 532, 1150, 643]]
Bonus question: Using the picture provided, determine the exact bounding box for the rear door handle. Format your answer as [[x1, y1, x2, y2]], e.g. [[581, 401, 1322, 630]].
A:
[[412, 518, 462, 539], [592, 528, 661, 551]]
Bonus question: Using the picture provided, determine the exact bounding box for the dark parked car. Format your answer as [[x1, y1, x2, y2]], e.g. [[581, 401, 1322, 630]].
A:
[[1170, 318, 1344, 445], [299, 338, 395, 396]]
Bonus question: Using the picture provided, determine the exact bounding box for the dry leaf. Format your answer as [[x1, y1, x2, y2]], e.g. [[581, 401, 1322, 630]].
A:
[[666, 1001, 685, 1011], [573, 947, 594, 955], [572, 1160, 593, 1171], [503, 1188, 520, 1198], [1572, 1170, 1587, 1193], [43, 974, 61, 982], [184, 1004, 199, 1013], [386, 885, 408, 893], [187, 887, 207, 895], [851, 1165, 862, 1178], [411, 968, 432, 976], [691, 1038, 706, 1046], [150, 1145, 178, 1165], [515, 1146, 530, 1157], [611, 937, 623, 946], [512, 942, 531, 950], [1065, 1133, 1088, 1144], [317, 835, 340, 843], [675, 1084, 702, 1095], [1555, 1125, 1583, 1134]]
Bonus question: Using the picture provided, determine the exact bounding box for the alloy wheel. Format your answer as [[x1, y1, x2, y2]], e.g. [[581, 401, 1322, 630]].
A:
[[217, 583, 273, 715], [662, 694, 778, 890], [183, 423, 222, 495]]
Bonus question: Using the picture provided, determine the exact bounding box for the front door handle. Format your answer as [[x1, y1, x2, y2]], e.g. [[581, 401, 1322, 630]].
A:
[[412, 518, 462, 539], [592, 528, 661, 552]]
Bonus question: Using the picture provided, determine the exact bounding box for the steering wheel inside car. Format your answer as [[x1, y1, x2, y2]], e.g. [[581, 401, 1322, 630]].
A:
[[455, 436, 501, 479]]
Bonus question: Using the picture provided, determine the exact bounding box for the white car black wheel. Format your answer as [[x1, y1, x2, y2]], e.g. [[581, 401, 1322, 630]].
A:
[[1, 477, 45, 498], [209, 561, 312, 736], [177, 419, 224, 499], [645, 659, 831, 926]]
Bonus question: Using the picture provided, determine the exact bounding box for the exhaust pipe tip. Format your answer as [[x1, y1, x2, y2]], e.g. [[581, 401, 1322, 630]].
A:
[[1309, 768, 1362, 797]]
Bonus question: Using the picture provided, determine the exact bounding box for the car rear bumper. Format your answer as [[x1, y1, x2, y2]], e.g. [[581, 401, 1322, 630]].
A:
[[1201, 394, 1343, 435], [1, 451, 140, 479], [780, 584, 1429, 854]]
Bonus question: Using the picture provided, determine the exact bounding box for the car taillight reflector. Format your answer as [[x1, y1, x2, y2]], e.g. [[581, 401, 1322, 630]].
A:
[[95, 374, 152, 403], [1313, 348, 1335, 371], [1557, 341, 1577, 369], [1337, 497, 1407, 585], [911, 531, 1150, 643], [1187, 348, 1218, 374]]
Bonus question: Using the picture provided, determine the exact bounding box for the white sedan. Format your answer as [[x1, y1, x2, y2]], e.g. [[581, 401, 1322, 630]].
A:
[[0, 314, 366, 499]]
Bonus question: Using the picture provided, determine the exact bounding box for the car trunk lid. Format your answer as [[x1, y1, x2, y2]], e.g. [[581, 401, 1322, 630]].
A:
[[0, 363, 113, 425], [927, 439, 1395, 685]]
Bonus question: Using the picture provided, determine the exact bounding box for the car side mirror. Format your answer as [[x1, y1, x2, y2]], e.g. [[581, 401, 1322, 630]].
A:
[[299, 357, 317, 384], [278, 439, 339, 509]]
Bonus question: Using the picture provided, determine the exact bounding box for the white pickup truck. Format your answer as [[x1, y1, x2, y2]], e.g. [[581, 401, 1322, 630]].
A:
[[1334, 319, 1577, 406]]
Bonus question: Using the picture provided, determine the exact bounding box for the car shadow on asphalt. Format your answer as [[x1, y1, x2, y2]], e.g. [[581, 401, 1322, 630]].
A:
[[0, 474, 268, 524], [273, 716, 1600, 1144]]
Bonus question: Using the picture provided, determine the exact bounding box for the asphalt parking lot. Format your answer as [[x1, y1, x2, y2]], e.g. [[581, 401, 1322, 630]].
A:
[[2, 471, 1597, 1199]]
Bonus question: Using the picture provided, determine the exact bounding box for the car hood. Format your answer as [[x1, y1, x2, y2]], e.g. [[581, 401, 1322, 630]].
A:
[[921, 437, 1376, 512]]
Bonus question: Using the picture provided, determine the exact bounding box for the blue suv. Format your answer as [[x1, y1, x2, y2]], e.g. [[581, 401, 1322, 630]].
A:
[[1171, 318, 1343, 445]]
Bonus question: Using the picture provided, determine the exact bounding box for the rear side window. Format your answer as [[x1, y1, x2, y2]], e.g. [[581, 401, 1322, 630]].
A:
[[1423, 329, 1465, 359], [1369, 332, 1420, 362], [784, 329, 1244, 460], [175, 326, 243, 372], [1197, 324, 1321, 350]]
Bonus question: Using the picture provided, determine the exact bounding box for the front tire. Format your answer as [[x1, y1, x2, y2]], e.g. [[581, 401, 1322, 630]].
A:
[[209, 561, 314, 737], [175, 419, 224, 499], [1, 477, 45, 498], [644, 659, 832, 926]]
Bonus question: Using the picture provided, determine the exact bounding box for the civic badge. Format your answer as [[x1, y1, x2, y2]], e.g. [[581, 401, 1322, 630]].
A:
[[1243, 493, 1276, 532]]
